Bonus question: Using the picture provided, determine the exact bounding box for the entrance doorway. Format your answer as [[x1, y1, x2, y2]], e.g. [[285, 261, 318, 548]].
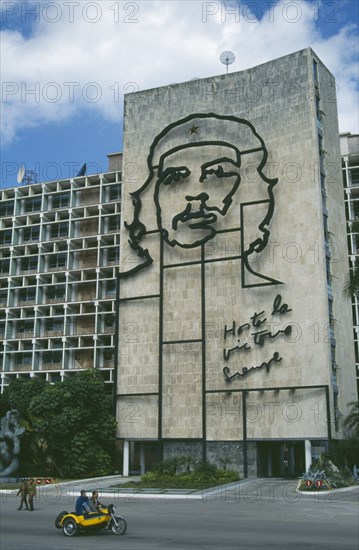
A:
[[257, 441, 305, 477], [127, 441, 160, 475]]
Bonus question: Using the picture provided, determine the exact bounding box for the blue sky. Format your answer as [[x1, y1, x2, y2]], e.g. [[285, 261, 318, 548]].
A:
[[1, 0, 358, 188]]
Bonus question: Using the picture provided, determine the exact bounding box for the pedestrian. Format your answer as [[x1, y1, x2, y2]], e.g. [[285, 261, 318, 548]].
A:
[[17, 478, 29, 510], [27, 478, 36, 511]]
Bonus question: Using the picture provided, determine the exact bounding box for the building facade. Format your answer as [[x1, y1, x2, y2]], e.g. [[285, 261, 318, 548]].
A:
[[117, 48, 357, 477], [341, 132, 359, 395], [1, 48, 357, 479], [0, 155, 122, 393]]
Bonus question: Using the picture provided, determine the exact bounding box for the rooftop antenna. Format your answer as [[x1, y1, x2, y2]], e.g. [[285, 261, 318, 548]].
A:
[[76, 163, 87, 177], [17, 164, 38, 185], [220, 51, 235, 74]]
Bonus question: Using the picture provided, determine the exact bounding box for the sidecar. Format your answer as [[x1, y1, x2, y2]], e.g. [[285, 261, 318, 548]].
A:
[[55, 504, 127, 537]]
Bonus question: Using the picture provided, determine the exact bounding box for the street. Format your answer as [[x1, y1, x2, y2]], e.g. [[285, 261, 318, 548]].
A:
[[1, 480, 358, 550]]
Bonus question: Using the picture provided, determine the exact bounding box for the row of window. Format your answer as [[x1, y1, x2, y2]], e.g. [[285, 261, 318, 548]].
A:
[[0, 249, 119, 274], [0, 217, 121, 245], [0, 186, 121, 218]]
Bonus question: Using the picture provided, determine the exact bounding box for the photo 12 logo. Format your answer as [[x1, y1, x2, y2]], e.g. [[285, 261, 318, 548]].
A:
[[1, 2, 140, 24]]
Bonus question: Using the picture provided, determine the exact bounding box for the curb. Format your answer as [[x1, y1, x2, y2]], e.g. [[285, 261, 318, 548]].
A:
[[296, 484, 359, 496]]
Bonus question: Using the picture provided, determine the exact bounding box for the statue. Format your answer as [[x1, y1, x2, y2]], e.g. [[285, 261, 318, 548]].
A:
[[0, 410, 25, 477]]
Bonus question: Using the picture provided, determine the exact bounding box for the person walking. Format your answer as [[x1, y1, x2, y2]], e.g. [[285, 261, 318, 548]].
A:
[[17, 478, 29, 510], [27, 478, 36, 511]]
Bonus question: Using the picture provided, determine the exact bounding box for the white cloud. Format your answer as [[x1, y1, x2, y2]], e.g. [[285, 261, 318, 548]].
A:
[[1, 0, 358, 144]]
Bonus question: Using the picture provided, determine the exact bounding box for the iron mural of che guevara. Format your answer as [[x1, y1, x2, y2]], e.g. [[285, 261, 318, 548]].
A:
[[121, 112, 281, 288]]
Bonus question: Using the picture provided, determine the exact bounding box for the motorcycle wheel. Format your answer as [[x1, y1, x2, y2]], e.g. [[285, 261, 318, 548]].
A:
[[111, 516, 127, 535], [55, 511, 69, 529], [62, 518, 78, 537]]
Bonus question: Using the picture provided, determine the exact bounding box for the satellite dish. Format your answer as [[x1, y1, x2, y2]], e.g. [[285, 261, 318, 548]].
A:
[[17, 165, 25, 184], [16, 164, 37, 185], [220, 51, 235, 74], [76, 163, 87, 177]]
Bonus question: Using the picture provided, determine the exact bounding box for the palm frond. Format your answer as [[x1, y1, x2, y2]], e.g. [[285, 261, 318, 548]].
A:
[[343, 401, 359, 437], [343, 269, 359, 299]]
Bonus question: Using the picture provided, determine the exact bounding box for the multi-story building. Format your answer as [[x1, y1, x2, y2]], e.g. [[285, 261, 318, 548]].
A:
[[1, 48, 357, 479], [341, 132, 359, 396], [116, 47, 357, 477], [0, 154, 122, 393]]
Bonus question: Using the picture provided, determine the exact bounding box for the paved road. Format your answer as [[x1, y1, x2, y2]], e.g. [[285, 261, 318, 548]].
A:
[[1, 479, 358, 550]]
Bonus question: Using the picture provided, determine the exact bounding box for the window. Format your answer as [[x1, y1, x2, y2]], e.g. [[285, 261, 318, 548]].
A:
[[104, 315, 115, 332], [44, 318, 64, 333], [21, 256, 38, 272], [50, 222, 68, 239], [109, 185, 121, 201], [16, 353, 32, 365], [316, 95, 321, 121], [43, 351, 62, 364], [0, 259, 10, 275], [0, 230, 12, 246], [108, 216, 121, 232], [0, 200, 14, 217], [53, 339, 63, 349], [313, 59, 318, 83], [19, 287, 36, 302], [47, 285, 65, 301], [108, 247, 119, 263], [23, 226, 40, 242], [326, 255, 331, 285], [106, 280, 116, 295], [351, 168, 359, 187], [52, 193, 70, 209], [0, 289, 7, 307], [25, 309, 35, 318], [48, 253, 66, 269], [23, 196, 42, 213], [17, 320, 34, 335], [104, 350, 114, 361]]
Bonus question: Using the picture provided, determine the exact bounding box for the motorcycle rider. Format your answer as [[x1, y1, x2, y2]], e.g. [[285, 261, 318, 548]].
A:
[[88, 490, 104, 512], [75, 489, 91, 515]]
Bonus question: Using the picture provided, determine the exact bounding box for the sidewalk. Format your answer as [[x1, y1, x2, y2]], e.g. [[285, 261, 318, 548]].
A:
[[2, 476, 358, 500], [0, 475, 256, 500]]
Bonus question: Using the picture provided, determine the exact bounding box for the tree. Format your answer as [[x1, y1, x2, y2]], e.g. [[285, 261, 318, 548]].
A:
[[29, 370, 117, 478], [344, 400, 359, 438], [4, 377, 46, 420], [4, 371, 117, 478]]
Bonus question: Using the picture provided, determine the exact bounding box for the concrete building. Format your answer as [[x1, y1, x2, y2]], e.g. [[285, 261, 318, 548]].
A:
[[0, 154, 122, 392], [1, 48, 357, 479], [341, 132, 359, 395], [117, 48, 357, 477]]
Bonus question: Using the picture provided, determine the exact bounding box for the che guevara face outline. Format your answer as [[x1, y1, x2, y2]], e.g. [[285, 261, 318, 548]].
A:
[[153, 142, 241, 248], [123, 113, 278, 282]]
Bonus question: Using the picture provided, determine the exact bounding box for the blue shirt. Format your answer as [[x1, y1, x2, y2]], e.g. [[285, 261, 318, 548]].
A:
[[75, 495, 89, 515]]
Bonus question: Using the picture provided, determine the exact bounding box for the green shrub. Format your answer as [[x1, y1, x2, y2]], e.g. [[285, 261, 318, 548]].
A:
[[141, 471, 159, 483], [138, 460, 240, 489]]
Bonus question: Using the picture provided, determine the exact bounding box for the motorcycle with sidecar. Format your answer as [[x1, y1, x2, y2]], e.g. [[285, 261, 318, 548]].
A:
[[55, 503, 127, 537]]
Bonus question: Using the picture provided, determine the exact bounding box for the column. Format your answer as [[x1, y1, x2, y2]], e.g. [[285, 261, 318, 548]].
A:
[[140, 442, 145, 475], [123, 440, 129, 477], [305, 440, 312, 472]]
